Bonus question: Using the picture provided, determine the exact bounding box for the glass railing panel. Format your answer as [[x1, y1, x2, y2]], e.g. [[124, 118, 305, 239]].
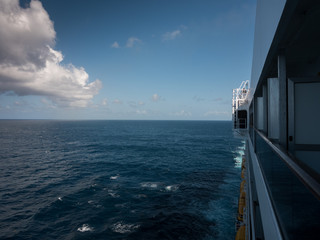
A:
[[249, 126, 254, 145], [255, 130, 320, 240], [295, 151, 320, 176]]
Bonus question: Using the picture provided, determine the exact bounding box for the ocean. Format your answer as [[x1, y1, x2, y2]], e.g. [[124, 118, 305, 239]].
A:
[[0, 120, 244, 240]]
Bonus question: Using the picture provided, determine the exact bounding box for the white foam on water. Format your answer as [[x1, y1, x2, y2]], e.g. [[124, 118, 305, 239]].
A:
[[58, 197, 62, 201], [110, 175, 119, 180], [205, 188, 238, 239], [111, 222, 139, 234], [88, 200, 102, 208], [77, 224, 94, 232], [67, 141, 81, 145], [134, 194, 147, 199], [238, 149, 245, 155], [234, 142, 246, 168], [234, 155, 242, 168], [108, 190, 120, 198], [115, 203, 128, 208], [140, 182, 158, 189], [164, 185, 179, 192]]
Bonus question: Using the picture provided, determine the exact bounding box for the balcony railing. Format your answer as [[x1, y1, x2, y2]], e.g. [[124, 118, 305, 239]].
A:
[[234, 118, 247, 129], [252, 129, 320, 240]]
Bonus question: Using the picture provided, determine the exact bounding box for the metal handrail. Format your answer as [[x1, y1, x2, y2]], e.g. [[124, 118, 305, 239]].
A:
[[254, 128, 320, 199], [247, 136, 283, 240]]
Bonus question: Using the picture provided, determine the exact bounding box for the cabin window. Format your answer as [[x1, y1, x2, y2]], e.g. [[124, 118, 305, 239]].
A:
[[288, 78, 320, 176], [237, 110, 247, 129]]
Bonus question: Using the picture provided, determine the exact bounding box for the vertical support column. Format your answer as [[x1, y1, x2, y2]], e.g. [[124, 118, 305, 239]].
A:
[[262, 84, 268, 135], [268, 78, 279, 140], [253, 96, 257, 152], [278, 50, 287, 148], [256, 97, 264, 130]]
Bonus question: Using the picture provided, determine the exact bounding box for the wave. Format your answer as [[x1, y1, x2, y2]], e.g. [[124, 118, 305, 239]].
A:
[[140, 182, 159, 189], [164, 185, 179, 192], [77, 224, 94, 232], [110, 175, 119, 180], [234, 141, 245, 168], [111, 222, 139, 234], [108, 190, 120, 198]]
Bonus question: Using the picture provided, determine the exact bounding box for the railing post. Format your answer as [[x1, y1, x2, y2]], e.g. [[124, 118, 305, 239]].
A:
[[278, 50, 287, 148]]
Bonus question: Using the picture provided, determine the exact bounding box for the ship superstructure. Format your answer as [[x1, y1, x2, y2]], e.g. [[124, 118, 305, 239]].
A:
[[234, 0, 320, 239], [232, 80, 250, 130]]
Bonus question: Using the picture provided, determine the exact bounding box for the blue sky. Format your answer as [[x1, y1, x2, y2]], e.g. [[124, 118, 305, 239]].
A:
[[0, 0, 256, 120]]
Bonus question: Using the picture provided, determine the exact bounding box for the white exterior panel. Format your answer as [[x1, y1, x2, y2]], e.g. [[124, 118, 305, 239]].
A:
[[268, 78, 279, 139], [250, 0, 286, 92], [257, 97, 264, 130]]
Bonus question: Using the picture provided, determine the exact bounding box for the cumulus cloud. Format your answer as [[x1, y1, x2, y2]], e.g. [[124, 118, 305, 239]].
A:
[[102, 98, 108, 106], [136, 109, 147, 115], [0, 0, 102, 107], [151, 93, 164, 102], [162, 30, 181, 41], [193, 96, 206, 102], [128, 100, 144, 108], [126, 37, 141, 48], [174, 110, 191, 117], [112, 99, 122, 104], [111, 41, 120, 48]]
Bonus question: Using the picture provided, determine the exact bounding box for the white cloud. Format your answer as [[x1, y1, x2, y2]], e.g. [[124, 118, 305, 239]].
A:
[[204, 111, 229, 116], [111, 41, 120, 48], [162, 30, 181, 41], [126, 37, 141, 48], [41, 98, 56, 109], [129, 100, 145, 108], [174, 110, 191, 117], [102, 98, 108, 106], [128, 101, 137, 108], [112, 99, 122, 104], [136, 109, 147, 115], [193, 96, 206, 102], [151, 93, 164, 102], [0, 0, 102, 107]]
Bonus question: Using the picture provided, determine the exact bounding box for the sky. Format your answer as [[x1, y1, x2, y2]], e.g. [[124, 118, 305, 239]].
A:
[[0, 0, 256, 120]]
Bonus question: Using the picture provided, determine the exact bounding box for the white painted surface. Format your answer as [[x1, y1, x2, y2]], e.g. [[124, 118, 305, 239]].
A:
[[295, 82, 320, 145], [268, 78, 279, 139], [250, 0, 286, 92], [248, 140, 283, 240], [257, 97, 264, 130]]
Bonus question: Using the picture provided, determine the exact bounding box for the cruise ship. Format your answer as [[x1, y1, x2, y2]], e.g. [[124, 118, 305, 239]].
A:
[[233, 0, 320, 239]]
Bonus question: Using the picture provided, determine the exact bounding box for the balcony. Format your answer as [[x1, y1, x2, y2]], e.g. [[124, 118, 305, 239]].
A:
[[248, 129, 320, 240]]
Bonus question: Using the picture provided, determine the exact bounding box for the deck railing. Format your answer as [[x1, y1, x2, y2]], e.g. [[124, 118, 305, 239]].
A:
[[252, 129, 320, 240], [234, 118, 247, 129]]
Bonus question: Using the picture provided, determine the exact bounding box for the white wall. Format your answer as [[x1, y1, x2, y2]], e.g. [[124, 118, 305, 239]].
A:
[[257, 97, 264, 130], [250, 0, 286, 92], [268, 78, 279, 139]]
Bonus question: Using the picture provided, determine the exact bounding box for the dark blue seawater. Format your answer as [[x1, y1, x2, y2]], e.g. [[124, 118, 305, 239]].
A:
[[0, 120, 244, 240]]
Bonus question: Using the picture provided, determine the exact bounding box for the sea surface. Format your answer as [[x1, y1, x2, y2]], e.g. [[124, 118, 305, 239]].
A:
[[0, 120, 244, 240]]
